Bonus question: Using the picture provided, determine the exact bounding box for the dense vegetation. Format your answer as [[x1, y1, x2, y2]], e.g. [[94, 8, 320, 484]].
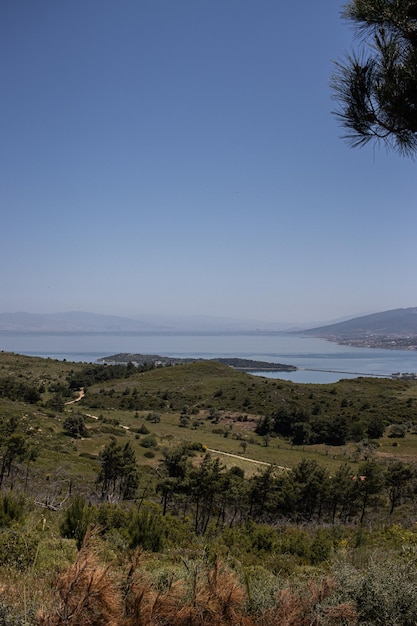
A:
[[0, 351, 417, 624]]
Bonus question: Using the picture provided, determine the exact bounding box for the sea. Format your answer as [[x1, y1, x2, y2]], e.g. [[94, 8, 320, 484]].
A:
[[1, 331, 417, 384]]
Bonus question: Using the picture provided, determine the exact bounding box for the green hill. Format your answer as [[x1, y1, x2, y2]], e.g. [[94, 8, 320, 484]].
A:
[[1, 351, 417, 483]]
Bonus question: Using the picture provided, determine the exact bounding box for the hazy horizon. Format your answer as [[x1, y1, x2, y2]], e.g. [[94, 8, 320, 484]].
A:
[[2, 2, 416, 324], [0, 307, 408, 331]]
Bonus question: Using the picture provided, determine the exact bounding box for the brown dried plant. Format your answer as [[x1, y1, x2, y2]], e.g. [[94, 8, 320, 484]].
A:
[[37, 529, 122, 626], [259, 576, 356, 626], [123, 554, 253, 626], [35, 534, 356, 626]]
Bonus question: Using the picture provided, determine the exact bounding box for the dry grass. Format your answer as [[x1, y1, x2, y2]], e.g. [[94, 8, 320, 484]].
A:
[[122, 553, 252, 626], [37, 534, 356, 626], [259, 577, 356, 626], [38, 534, 253, 626], [37, 531, 121, 626]]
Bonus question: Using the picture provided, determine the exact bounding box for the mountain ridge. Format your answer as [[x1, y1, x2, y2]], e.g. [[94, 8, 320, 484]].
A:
[[0, 311, 295, 333], [1, 308, 416, 336], [302, 307, 417, 348]]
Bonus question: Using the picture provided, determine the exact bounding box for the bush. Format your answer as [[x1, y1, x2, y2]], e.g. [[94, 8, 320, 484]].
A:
[[137, 423, 150, 435], [63, 414, 88, 438], [96, 503, 130, 533], [129, 507, 164, 552], [331, 553, 417, 626], [355, 558, 417, 625], [310, 529, 333, 564], [140, 435, 158, 449], [38, 538, 122, 626], [146, 412, 161, 423], [244, 566, 280, 613], [60, 496, 96, 549], [0, 495, 25, 528], [0, 529, 38, 570]]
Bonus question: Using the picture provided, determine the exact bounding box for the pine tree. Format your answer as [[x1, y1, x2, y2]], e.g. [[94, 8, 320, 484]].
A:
[[332, 0, 417, 156], [97, 439, 139, 501]]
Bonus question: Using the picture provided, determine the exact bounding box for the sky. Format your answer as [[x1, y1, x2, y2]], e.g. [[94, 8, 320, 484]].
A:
[[1, 1, 417, 326]]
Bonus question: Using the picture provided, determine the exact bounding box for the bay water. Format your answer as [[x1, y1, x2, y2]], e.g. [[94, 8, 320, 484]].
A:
[[1, 331, 417, 384]]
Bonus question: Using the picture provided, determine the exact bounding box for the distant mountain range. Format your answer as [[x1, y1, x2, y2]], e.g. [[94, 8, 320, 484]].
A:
[[1, 309, 416, 338], [0, 311, 297, 333], [303, 307, 417, 345]]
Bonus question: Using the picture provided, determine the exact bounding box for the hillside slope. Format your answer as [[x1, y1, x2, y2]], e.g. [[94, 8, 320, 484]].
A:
[[303, 307, 417, 339]]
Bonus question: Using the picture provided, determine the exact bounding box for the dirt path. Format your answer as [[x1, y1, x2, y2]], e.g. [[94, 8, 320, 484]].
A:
[[206, 448, 290, 470], [70, 404, 290, 471], [64, 388, 85, 405]]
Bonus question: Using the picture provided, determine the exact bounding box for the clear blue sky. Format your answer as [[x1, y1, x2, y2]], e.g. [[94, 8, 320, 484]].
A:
[[1, 1, 416, 325]]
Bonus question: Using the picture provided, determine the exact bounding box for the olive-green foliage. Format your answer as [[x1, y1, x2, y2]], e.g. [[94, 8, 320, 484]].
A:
[[97, 439, 139, 500], [218, 522, 339, 574], [243, 566, 281, 613], [67, 361, 140, 390], [96, 502, 131, 531], [60, 496, 96, 549], [0, 417, 33, 490], [332, 554, 417, 626], [0, 495, 25, 528], [0, 529, 38, 570], [137, 423, 150, 434], [129, 505, 164, 552], [140, 434, 158, 449], [0, 378, 40, 404], [61, 499, 138, 551], [63, 414, 88, 439]]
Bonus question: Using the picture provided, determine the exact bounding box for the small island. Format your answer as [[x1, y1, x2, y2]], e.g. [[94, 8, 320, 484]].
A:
[[98, 353, 297, 372]]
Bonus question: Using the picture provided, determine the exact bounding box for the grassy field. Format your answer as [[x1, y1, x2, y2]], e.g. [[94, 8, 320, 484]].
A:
[[1, 351, 417, 484]]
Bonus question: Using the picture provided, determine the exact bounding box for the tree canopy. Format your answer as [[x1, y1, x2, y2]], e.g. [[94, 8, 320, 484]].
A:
[[331, 0, 417, 156]]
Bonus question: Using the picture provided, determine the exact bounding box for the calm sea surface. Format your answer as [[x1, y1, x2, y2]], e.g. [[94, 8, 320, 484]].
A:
[[1, 331, 417, 384]]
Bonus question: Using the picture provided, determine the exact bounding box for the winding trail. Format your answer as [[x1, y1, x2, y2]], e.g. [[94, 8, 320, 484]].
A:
[[68, 396, 290, 471], [206, 448, 290, 470], [64, 388, 85, 405]]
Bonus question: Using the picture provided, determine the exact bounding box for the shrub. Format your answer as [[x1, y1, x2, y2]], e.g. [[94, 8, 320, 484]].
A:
[[329, 552, 417, 626], [0, 495, 25, 528], [38, 535, 121, 626], [96, 503, 130, 533], [0, 529, 38, 570], [140, 434, 158, 449], [355, 558, 417, 625], [137, 423, 150, 435], [146, 412, 161, 423], [63, 414, 88, 438], [129, 507, 164, 552], [244, 566, 280, 613], [60, 496, 96, 550]]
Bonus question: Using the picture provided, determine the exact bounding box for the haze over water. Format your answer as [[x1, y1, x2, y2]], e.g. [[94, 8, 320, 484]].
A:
[[2, 331, 417, 384]]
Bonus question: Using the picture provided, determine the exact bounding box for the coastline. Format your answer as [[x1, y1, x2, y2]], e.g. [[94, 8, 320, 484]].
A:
[[303, 334, 417, 351]]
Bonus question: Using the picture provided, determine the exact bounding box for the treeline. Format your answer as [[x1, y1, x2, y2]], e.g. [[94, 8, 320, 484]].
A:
[[256, 406, 386, 446], [0, 377, 41, 404], [156, 447, 416, 529], [67, 361, 155, 390]]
